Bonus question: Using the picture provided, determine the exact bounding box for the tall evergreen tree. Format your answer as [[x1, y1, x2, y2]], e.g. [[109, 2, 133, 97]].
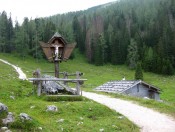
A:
[[94, 33, 106, 66], [143, 47, 154, 71], [127, 39, 139, 69], [6, 13, 14, 53], [72, 16, 84, 53], [135, 62, 143, 80], [0, 11, 8, 52]]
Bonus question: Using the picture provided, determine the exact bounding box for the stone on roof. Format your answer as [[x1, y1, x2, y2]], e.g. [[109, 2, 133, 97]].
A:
[[94, 80, 160, 94]]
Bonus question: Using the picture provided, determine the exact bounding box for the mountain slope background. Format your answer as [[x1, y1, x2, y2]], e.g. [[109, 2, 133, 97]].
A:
[[0, 0, 175, 75]]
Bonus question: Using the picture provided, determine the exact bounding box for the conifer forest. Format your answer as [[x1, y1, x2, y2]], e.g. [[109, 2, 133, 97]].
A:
[[0, 0, 175, 75]]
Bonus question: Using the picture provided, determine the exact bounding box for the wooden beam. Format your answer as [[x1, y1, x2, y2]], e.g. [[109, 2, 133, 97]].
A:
[[54, 61, 59, 78], [29, 78, 87, 81], [76, 71, 80, 95]]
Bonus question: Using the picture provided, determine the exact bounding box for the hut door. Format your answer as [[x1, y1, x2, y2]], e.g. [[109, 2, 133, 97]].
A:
[[149, 91, 155, 99]]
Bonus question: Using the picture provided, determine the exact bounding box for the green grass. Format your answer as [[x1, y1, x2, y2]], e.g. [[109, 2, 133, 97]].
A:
[[45, 95, 83, 101], [0, 50, 175, 120], [0, 54, 139, 131]]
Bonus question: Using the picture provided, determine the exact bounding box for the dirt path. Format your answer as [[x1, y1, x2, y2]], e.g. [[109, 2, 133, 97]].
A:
[[1, 58, 175, 132], [83, 91, 175, 132], [0, 59, 27, 80]]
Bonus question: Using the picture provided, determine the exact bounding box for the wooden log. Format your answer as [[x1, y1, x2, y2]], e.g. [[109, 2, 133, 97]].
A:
[[42, 71, 83, 76], [37, 81, 42, 96], [66, 72, 83, 76], [29, 78, 87, 81], [54, 61, 59, 78], [42, 71, 65, 74], [76, 71, 80, 95], [63, 72, 68, 86], [33, 69, 42, 96]]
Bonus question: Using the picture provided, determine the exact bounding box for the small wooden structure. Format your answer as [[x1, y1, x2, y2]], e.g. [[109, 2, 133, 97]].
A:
[[95, 80, 161, 100], [40, 32, 76, 78], [30, 70, 87, 96]]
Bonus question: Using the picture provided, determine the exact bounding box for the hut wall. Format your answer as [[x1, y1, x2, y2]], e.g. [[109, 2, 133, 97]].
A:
[[124, 84, 160, 100]]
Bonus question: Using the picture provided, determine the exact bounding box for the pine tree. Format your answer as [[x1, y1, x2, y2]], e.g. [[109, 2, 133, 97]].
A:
[[143, 47, 154, 71], [127, 39, 139, 69], [0, 11, 8, 52], [94, 33, 106, 66], [6, 13, 14, 53], [135, 62, 143, 80], [72, 16, 84, 53]]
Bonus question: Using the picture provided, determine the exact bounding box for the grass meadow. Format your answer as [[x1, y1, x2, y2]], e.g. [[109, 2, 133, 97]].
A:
[[0, 51, 175, 131], [0, 53, 139, 131]]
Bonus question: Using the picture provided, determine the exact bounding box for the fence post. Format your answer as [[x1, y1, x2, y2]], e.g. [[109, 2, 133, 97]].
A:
[[33, 69, 41, 96], [76, 71, 80, 95], [63, 72, 68, 86]]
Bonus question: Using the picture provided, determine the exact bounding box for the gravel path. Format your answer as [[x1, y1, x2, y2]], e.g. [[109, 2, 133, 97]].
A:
[[1, 59, 175, 132], [83, 91, 175, 132], [0, 59, 27, 80]]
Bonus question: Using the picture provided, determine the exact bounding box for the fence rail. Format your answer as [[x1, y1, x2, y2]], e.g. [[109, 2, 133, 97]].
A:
[[31, 70, 87, 96], [29, 78, 87, 81]]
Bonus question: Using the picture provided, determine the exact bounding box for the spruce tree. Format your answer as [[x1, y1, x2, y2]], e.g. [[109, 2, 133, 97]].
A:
[[135, 62, 143, 80], [127, 39, 138, 69]]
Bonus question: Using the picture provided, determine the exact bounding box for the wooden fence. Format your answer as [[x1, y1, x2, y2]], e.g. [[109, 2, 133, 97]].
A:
[[29, 70, 87, 96]]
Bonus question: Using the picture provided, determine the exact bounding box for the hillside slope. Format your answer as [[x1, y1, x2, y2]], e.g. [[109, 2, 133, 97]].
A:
[[0, 57, 139, 131], [0, 53, 175, 115], [1, 55, 175, 132]]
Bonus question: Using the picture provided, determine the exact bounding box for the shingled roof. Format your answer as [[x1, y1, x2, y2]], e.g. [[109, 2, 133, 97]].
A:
[[48, 32, 67, 44], [94, 80, 160, 93]]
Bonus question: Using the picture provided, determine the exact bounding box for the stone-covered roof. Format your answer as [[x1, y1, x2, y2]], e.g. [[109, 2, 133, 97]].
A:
[[94, 80, 160, 93]]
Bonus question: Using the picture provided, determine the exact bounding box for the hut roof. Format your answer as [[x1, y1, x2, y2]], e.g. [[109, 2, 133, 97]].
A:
[[94, 80, 160, 93]]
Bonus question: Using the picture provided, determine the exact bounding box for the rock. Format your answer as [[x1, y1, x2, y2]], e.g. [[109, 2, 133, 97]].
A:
[[1, 127, 8, 131], [77, 122, 83, 125], [42, 75, 64, 94], [80, 117, 84, 120], [10, 96, 15, 100], [5, 130, 12, 132], [0, 103, 8, 112], [46, 105, 58, 112], [30, 106, 35, 109], [41, 75, 76, 95], [2, 112, 14, 126], [118, 116, 124, 119], [99, 128, 104, 132], [144, 97, 149, 99], [158, 100, 163, 102], [38, 127, 42, 130], [56, 118, 64, 123], [19, 113, 32, 121]]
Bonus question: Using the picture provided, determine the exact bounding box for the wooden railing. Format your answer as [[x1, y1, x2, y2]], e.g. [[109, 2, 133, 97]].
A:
[[29, 70, 87, 96]]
